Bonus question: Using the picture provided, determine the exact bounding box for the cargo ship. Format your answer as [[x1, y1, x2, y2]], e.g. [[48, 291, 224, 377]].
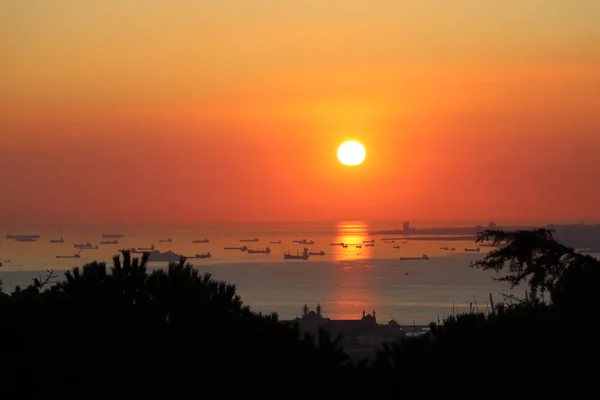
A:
[[190, 252, 212, 259], [399, 254, 429, 260], [284, 249, 310, 260], [248, 247, 271, 254], [102, 233, 123, 238], [147, 250, 182, 262]]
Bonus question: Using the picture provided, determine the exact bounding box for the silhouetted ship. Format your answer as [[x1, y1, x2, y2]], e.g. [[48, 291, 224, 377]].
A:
[[137, 245, 155, 251], [147, 250, 182, 262], [440, 247, 456, 251], [49, 238, 64, 243], [365, 244, 374, 247], [6, 233, 40, 240], [284, 249, 310, 260], [363, 240, 375, 243], [224, 246, 248, 251], [293, 239, 315, 245], [102, 233, 123, 238], [248, 247, 271, 254], [190, 252, 212, 259], [56, 253, 81, 259], [270, 240, 281, 244], [74, 242, 98, 250], [356, 245, 362, 248], [192, 238, 210, 243], [384, 240, 396, 243], [240, 238, 259, 242], [393, 245, 400, 249], [465, 247, 481, 252], [120, 247, 141, 254], [15, 237, 37, 242], [100, 239, 118, 245], [399, 254, 429, 260], [309, 250, 325, 256], [159, 238, 172, 243]]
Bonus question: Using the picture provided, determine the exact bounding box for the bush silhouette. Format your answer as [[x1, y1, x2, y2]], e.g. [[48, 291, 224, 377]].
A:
[[0, 252, 350, 398]]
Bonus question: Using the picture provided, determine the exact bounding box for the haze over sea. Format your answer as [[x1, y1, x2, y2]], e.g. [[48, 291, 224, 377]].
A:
[[0, 220, 533, 324]]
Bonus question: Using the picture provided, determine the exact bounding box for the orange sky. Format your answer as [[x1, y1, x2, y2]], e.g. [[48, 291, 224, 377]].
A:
[[1, 1, 599, 225]]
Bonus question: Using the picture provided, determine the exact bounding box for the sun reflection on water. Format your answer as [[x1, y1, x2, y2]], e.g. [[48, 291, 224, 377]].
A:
[[332, 221, 372, 261]]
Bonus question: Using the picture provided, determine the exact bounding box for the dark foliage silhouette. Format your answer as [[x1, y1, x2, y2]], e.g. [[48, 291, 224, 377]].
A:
[[0, 252, 350, 398], [1, 231, 598, 398], [364, 229, 600, 398]]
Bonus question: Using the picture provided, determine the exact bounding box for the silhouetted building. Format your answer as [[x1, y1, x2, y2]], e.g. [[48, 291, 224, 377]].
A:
[[403, 221, 411, 233], [488, 221, 497, 230], [291, 305, 407, 360]]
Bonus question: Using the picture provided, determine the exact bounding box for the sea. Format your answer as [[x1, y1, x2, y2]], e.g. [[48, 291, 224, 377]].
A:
[[0, 221, 526, 325]]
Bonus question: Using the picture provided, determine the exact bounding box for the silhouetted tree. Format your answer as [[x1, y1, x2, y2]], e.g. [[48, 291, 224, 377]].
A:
[[0, 252, 351, 399]]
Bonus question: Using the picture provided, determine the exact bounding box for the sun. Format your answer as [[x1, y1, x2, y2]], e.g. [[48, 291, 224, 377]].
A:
[[337, 140, 366, 166]]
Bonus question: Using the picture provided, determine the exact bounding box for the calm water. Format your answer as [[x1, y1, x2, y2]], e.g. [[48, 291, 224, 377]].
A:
[[0, 221, 518, 324]]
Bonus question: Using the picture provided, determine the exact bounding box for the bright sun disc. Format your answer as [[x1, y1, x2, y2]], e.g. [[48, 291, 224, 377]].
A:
[[337, 141, 366, 166]]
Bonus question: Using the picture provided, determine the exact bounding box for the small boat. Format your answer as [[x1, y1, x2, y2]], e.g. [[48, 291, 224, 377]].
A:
[[384, 240, 396, 244], [365, 244, 374, 247], [147, 250, 182, 262], [240, 238, 259, 242], [102, 233, 123, 238], [399, 254, 429, 260], [192, 239, 210, 243], [400, 241, 408, 244], [57, 253, 81, 259], [309, 250, 325, 256], [440, 247, 456, 251], [270, 240, 281, 244], [465, 247, 480, 252], [393, 245, 400, 249], [363, 240, 375, 243], [191, 252, 212, 259], [159, 238, 172, 243], [15, 237, 37, 242], [224, 246, 248, 251], [356, 245, 362, 248], [100, 239, 118, 245], [248, 247, 271, 254], [330, 242, 345, 246], [137, 245, 155, 251]]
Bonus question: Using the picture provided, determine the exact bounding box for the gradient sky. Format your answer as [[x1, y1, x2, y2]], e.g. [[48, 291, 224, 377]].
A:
[[1, 0, 599, 225]]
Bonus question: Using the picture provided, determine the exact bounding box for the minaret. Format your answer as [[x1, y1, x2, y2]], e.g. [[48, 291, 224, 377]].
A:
[[303, 303, 309, 316], [362, 309, 366, 318], [372, 310, 377, 322], [316, 303, 322, 317]]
